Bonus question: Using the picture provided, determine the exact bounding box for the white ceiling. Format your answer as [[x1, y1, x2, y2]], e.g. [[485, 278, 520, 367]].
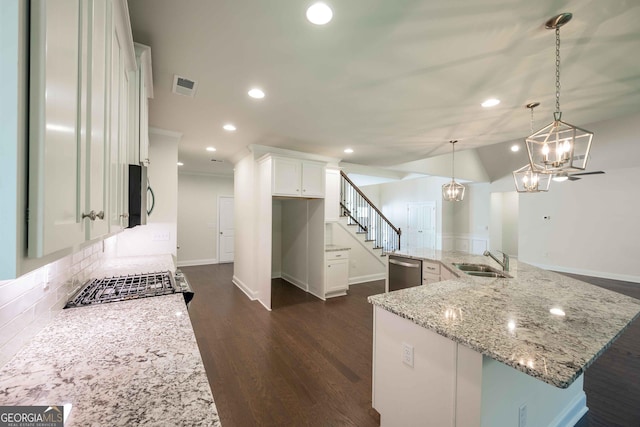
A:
[[127, 0, 640, 178]]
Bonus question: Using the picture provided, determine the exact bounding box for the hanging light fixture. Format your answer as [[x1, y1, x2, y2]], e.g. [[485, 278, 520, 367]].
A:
[[513, 103, 552, 193], [442, 140, 465, 202], [526, 13, 593, 175]]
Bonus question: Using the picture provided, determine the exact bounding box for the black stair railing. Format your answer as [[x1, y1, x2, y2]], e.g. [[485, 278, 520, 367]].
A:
[[340, 171, 401, 252]]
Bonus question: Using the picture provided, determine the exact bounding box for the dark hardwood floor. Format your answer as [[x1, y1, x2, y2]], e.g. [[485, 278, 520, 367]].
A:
[[184, 263, 381, 427], [183, 264, 640, 427]]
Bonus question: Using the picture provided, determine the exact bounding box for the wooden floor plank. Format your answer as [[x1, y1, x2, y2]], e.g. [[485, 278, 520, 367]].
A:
[[185, 264, 640, 427]]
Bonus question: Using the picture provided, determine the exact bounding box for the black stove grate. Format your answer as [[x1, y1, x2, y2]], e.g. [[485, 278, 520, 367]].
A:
[[64, 271, 176, 308]]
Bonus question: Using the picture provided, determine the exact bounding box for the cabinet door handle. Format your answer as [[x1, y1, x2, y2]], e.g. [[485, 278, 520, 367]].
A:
[[96, 211, 104, 220], [82, 211, 97, 221], [426, 266, 436, 270]]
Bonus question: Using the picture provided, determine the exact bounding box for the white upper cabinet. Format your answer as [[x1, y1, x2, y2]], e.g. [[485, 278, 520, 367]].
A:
[[272, 157, 325, 198], [133, 43, 152, 165], [87, 0, 110, 240], [301, 161, 325, 197], [28, 0, 86, 257], [28, 0, 138, 258]]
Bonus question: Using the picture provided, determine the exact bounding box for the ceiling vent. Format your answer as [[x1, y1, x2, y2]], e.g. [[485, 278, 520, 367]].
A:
[[172, 75, 198, 97]]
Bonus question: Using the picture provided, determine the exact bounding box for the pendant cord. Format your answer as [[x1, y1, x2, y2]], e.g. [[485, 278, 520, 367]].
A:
[[451, 141, 455, 180], [555, 27, 561, 115]]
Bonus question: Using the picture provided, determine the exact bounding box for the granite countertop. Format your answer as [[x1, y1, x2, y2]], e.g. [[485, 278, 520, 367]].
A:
[[325, 244, 351, 252], [0, 286, 220, 426], [94, 254, 176, 277], [370, 250, 640, 388]]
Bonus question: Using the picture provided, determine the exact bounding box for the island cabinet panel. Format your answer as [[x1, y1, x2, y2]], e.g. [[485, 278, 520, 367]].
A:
[[373, 306, 466, 427]]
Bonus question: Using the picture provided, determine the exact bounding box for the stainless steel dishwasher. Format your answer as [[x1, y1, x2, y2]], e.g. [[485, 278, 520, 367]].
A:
[[388, 255, 422, 291]]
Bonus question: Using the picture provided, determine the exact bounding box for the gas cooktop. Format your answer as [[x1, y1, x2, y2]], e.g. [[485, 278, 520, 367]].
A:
[[64, 271, 193, 309]]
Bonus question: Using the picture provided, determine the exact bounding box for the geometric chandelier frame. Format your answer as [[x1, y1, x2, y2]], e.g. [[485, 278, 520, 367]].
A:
[[526, 12, 594, 175]]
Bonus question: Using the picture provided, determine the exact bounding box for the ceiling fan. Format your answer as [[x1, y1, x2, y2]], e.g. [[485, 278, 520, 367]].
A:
[[553, 171, 605, 182]]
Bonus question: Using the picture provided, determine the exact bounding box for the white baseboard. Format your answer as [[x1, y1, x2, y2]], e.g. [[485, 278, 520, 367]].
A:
[[528, 262, 640, 284], [177, 258, 217, 267], [232, 275, 257, 300], [281, 272, 308, 292], [549, 391, 588, 427], [271, 271, 282, 279], [307, 289, 326, 301], [349, 272, 386, 285], [257, 297, 272, 311]]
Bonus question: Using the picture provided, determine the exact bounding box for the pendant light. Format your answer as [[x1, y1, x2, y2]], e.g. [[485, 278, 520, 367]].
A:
[[442, 140, 465, 202], [526, 13, 593, 174], [513, 103, 552, 193]]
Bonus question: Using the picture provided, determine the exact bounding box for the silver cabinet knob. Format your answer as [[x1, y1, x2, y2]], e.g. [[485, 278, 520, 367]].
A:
[[96, 211, 104, 220], [82, 211, 97, 221], [220, 232, 223, 235]]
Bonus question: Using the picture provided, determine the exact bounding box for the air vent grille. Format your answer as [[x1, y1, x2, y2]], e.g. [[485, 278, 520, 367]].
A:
[[172, 74, 198, 97]]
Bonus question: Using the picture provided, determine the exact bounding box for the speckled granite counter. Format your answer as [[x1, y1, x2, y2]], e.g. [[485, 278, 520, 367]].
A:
[[0, 285, 220, 425], [369, 250, 640, 388], [325, 244, 351, 252]]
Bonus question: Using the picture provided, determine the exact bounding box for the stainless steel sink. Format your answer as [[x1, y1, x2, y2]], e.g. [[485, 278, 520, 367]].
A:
[[452, 263, 512, 278]]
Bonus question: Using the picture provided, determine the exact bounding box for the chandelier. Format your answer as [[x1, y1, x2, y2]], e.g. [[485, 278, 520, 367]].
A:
[[513, 103, 552, 193], [442, 140, 465, 202], [526, 13, 593, 174]]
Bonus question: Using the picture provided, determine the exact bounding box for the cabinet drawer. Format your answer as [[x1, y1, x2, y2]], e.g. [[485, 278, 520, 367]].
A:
[[422, 260, 441, 276], [326, 251, 349, 261], [423, 272, 441, 285]]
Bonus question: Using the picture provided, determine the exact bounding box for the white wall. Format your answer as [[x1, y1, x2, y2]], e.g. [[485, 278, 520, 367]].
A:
[[115, 129, 179, 258], [271, 200, 282, 277], [177, 173, 233, 266], [489, 192, 519, 257], [281, 199, 309, 289], [328, 222, 386, 284], [375, 176, 449, 250], [519, 166, 640, 281], [232, 153, 257, 299], [516, 113, 640, 282]]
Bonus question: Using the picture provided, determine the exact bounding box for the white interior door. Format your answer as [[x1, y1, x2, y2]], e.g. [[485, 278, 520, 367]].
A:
[[407, 202, 436, 250], [218, 196, 235, 263]]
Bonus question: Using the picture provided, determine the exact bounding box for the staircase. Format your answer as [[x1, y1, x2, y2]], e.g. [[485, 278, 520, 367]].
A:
[[339, 171, 401, 256]]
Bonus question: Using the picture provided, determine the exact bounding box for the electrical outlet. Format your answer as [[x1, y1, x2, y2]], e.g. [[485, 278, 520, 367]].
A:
[[152, 231, 170, 241], [519, 404, 527, 427], [402, 342, 414, 367]]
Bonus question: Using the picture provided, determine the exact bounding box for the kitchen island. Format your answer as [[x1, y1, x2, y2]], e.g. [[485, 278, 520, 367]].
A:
[[0, 261, 220, 426], [369, 250, 640, 427]]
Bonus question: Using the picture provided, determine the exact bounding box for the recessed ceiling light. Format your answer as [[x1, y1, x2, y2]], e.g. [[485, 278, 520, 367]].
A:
[[481, 98, 500, 108], [344, 148, 354, 153], [206, 147, 216, 152], [223, 124, 236, 131], [177, 162, 184, 166], [306, 2, 333, 25], [248, 88, 265, 99], [511, 145, 520, 152], [549, 308, 566, 316]]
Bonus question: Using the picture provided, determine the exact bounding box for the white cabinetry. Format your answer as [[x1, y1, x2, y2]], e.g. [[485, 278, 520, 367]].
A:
[[422, 259, 441, 285], [132, 43, 152, 165], [325, 250, 349, 297], [272, 157, 325, 198], [28, 0, 138, 258]]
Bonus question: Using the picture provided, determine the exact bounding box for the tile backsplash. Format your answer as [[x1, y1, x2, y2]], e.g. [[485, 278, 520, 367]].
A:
[[0, 241, 104, 366]]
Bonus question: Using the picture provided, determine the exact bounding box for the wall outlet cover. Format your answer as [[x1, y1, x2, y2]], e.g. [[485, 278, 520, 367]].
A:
[[402, 342, 414, 368]]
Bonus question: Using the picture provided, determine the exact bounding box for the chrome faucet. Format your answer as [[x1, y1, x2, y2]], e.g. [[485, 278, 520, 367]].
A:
[[483, 250, 510, 272]]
